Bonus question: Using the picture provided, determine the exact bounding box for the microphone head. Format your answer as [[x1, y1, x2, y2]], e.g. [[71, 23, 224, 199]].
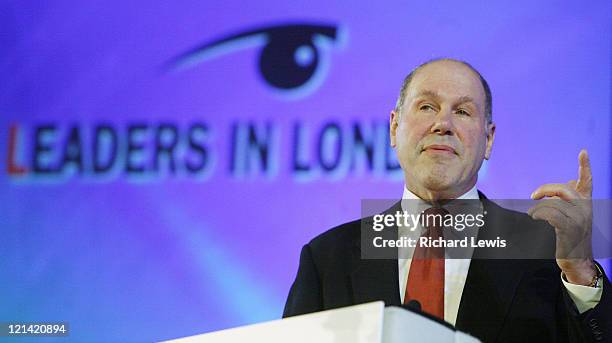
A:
[[397, 300, 456, 331], [405, 299, 422, 312]]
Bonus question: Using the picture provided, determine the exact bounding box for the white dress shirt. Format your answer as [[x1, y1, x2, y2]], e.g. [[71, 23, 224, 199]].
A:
[[398, 185, 603, 326]]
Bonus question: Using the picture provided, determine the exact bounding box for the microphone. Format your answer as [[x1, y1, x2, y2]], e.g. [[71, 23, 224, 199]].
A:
[[405, 299, 421, 312], [399, 300, 456, 331]]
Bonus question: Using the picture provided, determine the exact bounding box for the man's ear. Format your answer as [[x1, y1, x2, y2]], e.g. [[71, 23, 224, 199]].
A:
[[484, 122, 496, 160], [390, 110, 399, 148]]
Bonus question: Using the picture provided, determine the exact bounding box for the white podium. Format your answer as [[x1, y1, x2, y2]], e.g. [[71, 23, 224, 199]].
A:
[[162, 302, 481, 343]]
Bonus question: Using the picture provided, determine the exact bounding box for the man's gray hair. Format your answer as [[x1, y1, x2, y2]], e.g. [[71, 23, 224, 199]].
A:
[[393, 58, 493, 123]]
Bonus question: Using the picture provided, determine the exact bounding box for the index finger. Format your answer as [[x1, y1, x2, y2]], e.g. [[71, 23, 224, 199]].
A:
[[576, 149, 592, 196]]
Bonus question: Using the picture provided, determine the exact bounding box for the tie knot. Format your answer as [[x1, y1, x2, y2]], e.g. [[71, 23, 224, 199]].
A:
[[422, 206, 450, 231]]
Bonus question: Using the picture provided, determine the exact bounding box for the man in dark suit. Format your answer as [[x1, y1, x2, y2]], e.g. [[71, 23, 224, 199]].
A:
[[283, 58, 610, 342]]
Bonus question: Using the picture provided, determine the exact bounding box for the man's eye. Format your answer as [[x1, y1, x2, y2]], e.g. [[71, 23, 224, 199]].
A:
[[419, 104, 435, 112]]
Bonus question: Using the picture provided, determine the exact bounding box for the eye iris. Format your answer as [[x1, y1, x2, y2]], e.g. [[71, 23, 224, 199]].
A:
[[295, 45, 315, 67]]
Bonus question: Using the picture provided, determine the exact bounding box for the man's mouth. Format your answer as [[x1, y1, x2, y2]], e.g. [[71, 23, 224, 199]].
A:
[[422, 144, 457, 155]]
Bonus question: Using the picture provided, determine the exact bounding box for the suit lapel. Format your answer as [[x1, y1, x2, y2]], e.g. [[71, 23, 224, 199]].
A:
[[455, 259, 526, 341], [455, 194, 527, 341]]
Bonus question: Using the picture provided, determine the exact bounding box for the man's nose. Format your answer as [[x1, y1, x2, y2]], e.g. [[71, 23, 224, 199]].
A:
[[430, 107, 454, 135]]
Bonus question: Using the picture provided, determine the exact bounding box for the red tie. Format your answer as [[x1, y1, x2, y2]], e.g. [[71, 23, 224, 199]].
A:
[[404, 207, 447, 319]]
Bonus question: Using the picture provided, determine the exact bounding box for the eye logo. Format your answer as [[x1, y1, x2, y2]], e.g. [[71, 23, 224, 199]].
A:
[[168, 23, 345, 98]]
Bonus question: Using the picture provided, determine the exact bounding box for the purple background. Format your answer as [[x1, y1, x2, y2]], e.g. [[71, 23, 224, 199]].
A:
[[1, 1, 610, 342]]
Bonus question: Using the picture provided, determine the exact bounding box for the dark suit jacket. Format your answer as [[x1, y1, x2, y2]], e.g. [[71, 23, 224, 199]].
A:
[[283, 193, 611, 342]]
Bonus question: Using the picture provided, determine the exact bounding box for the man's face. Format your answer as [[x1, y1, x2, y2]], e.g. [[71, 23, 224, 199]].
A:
[[390, 60, 495, 198]]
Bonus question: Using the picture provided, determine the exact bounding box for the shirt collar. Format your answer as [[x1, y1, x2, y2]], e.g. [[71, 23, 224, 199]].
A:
[[402, 184, 479, 201], [401, 184, 479, 213], [399, 184, 481, 246]]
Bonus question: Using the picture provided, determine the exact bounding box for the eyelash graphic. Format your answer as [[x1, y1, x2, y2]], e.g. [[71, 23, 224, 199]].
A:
[[168, 23, 345, 98]]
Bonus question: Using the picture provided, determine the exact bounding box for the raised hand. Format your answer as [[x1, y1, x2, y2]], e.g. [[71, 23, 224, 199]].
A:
[[528, 150, 596, 285]]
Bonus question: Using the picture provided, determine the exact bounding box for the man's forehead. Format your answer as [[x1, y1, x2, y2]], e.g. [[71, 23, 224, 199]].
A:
[[407, 61, 485, 102], [414, 90, 476, 104]]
